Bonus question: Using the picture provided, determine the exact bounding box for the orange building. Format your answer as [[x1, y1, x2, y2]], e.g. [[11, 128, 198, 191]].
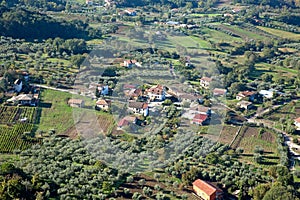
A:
[[192, 179, 223, 200]]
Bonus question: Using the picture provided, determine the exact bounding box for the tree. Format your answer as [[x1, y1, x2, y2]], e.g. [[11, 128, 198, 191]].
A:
[[254, 154, 263, 164], [70, 54, 85, 68], [251, 183, 270, 200], [132, 192, 142, 200], [205, 153, 219, 164], [262, 183, 298, 200]]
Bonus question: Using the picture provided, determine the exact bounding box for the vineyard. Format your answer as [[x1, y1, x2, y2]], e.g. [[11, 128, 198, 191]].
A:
[[0, 106, 40, 153], [0, 106, 37, 124], [0, 124, 41, 153]]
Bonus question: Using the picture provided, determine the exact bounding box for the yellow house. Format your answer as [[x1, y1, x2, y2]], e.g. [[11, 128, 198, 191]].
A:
[[193, 179, 223, 200]]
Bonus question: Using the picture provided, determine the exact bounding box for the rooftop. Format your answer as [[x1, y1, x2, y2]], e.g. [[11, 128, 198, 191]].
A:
[[193, 179, 220, 196], [96, 99, 111, 106], [201, 77, 212, 82], [128, 102, 148, 109]]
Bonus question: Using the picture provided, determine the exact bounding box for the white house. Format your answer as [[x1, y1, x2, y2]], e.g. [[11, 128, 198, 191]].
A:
[[294, 117, 300, 130], [146, 85, 165, 101], [200, 77, 212, 89], [96, 99, 111, 111], [124, 9, 137, 16], [259, 89, 275, 99], [128, 102, 149, 116], [236, 91, 256, 101], [14, 79, 22, 92], [237, 101, 253, 110], [7, 94, 36, 106], [123, 60, 137, 68]]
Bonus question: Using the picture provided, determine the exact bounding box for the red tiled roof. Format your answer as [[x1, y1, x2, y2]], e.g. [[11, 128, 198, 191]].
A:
[[118, 118, 130, 127], [125, 60, 137, 64], [295, 117, 300, 123], [193, 114, 208, 123], [128, 88, 142, 97], [213, 88, 227, 95], [193, 179, 216, 196], [96, 99, 111, 106], [123, 84, 137, 90], [147, 85, 164, 95], [118, 116, 136, 127], [238, 91, 256, 97], [201, 77, 212, 82]]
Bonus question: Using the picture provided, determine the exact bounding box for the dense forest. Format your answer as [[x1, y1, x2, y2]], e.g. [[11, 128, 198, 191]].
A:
[[3, 0, 66, 11], [0, 6, 102, 40]]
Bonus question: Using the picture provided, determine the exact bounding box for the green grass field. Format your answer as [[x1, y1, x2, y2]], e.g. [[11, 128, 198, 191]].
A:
[[222, 24, 267, 40], [257, 26, 300, 40], [37, 89, 115, 135], [37, 89, 74, 134], [249, 62, 297, 80], [202, 27, 243, 43]]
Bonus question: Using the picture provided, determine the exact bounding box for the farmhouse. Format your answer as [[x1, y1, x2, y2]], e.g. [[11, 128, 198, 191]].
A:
[[178, 93, 204, 104], [68, 99, 84, 108], [192, 114, 209, 125], [200, 77, 212, 89], [7, 94, 36, 106], [123, 60, 137, 68], [294, 117, 300, 130], [236, 91, 256, 101], [213, 88, 227, 96], [96, 99, 111, 111], [146, 84, 165, 101], [237, 101, 253, 110], [190, 105, 211, 116], [124, 9, 137, 16], [117, 116, 137, 129], [125, 88, 142, 100], [14, 79, 22, 92], [193, 179, 223, 200], [128, 102, 149, 116]]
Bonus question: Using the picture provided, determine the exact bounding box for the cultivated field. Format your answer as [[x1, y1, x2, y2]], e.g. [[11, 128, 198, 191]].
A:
[[0, 106, 40, 153]]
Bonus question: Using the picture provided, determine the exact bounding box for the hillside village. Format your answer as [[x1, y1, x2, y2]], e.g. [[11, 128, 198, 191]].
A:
[[0, 0, 300, 199]]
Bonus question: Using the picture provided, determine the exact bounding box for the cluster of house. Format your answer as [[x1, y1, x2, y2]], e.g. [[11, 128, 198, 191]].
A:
[[200, 76, 288, 111], [181, 103, 211, 126], [5, 75, 40, 106], [6, 84, 40, 107], [120, 59, 142, 68], [193, 179, 223, 200], [200, 76, 227, 96], [117, 84, 166, 129]]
